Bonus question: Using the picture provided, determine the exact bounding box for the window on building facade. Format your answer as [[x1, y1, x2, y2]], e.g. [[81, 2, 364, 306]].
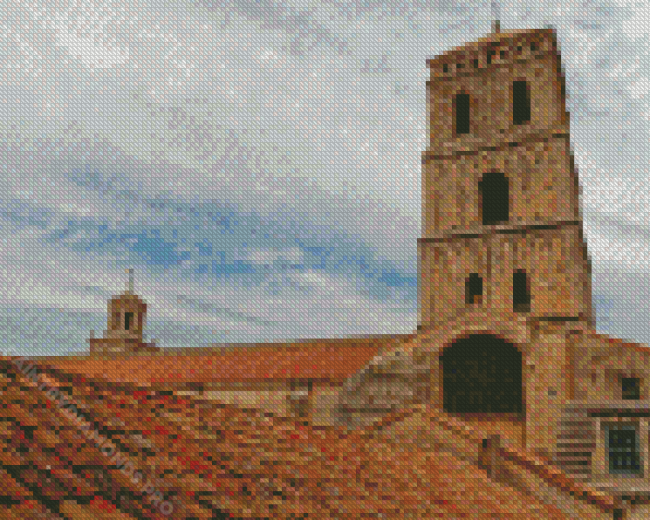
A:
[[454, 93, 470, 135], [465, 273, 483, 304], [622, 377, 641, 400], [125, 312, 134, 331], [513, 270, 531, 313], [513, 80, 531, 125], [479, 171, 509, 225], [606, 424, 642, 476]]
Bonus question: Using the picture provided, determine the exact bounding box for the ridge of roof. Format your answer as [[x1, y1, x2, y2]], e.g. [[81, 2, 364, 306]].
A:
[[147, 330, 420, 355], [15, 334, 420, 386]]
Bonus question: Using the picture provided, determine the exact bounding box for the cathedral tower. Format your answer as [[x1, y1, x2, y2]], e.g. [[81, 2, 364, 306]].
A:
[[418, 26, 595, 337]]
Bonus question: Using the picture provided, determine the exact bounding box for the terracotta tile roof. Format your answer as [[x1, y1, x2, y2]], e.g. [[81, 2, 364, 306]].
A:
[[24, 333, 418, 387], [0, 356, 597, 519], [360, 403, 622, 517]]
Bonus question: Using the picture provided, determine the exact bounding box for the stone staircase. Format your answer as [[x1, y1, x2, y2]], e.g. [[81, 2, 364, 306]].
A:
[[553, 404, 596, 480]]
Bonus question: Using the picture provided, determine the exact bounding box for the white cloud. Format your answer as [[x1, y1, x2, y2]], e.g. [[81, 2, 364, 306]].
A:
[[629, 78, 650, 100], [247, 248, 304, 267], [587, 231, 650, 272], [621, 2, 650, 39], [581, 165, 650, 230], [54, 23, 129, 69]]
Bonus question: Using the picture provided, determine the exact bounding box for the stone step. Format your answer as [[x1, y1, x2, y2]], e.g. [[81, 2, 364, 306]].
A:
[[554, 455, 591, 462], [555, 447, 593, 454], [560, 465, 591, 471], [559, 423, 592, 430], [556, 456, 590, 463], [556, 436, 595, 443], [559, 474, 590, 481], [560, 466, 591, 472], [555, 455, 590, 462], [562, 470, 591, 477], [559, 429, 592, 434], [556, 442, 596, 449], [556, 447, 595, 452], [555, 451, 594, 458]]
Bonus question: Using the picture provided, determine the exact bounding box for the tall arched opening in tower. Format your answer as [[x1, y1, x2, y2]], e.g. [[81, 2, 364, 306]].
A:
[[441, 334, 524, 415], [479, 171, 510, 225]]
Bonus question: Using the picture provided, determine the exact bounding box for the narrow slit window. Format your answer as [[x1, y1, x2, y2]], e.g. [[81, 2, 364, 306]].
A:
[[465, 273, 483, 304], [513, 271, 530, 313], [125, 312, 134, 331], [454, 93, 470, 135], [513, 81, 531, 125]]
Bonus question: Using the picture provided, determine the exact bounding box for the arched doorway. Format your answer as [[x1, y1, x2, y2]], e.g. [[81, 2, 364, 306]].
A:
[[441, 334, 523, 415]]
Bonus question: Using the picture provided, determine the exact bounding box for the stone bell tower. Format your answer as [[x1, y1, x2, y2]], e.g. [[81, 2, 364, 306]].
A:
[[336, 26, 598, 442], [89, 269, 159, 355], [418, 26, 595, 339]]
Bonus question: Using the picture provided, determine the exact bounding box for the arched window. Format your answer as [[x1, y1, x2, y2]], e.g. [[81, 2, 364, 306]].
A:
[[513, 81, 531, 125], [465, 273, 483, 304], [479, 171, 509, 225], [442, 334, 523, 414], [513, 270, 531, 313], [125, 312, 134, 330], [454, 93, 470, 135]]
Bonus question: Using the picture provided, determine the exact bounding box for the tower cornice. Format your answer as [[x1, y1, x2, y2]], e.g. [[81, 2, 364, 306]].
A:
[[426, 28, 558, 75], [418, 221, 583, 243], [421, 127, 570, 163]]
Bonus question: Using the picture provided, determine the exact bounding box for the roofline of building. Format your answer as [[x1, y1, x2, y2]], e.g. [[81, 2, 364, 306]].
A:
[[426, 27, 557, 68], [582, 330, 650, 355]]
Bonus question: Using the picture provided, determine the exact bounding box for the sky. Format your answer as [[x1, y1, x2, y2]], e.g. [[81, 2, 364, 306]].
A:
[[0, 0, 647, 357]]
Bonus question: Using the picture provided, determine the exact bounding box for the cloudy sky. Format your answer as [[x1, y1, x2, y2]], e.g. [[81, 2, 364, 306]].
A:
[[0, 0, 647, 357]]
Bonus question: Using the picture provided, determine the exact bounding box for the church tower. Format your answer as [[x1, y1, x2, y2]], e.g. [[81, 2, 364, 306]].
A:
[[104, 269, 147, 343], [418, 25, 595, 338], [89, 269, 159, 355]]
